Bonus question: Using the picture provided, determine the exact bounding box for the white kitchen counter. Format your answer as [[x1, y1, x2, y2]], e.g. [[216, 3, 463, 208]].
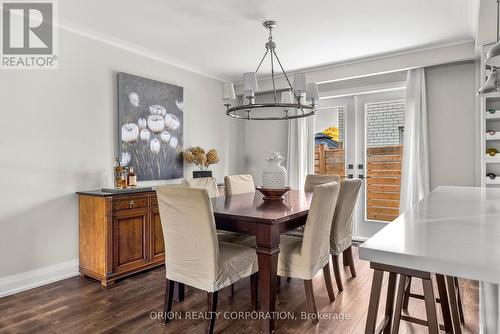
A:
[[359, 186, 500, 333]]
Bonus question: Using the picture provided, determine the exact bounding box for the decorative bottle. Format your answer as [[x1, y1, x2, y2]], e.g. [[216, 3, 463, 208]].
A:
[[128, 167, 137, 187], [262, 152, 288, 189]]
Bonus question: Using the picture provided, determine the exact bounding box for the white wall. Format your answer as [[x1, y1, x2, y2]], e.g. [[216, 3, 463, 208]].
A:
[[426, 62, 477, 190], [0, 27, 231, 278]]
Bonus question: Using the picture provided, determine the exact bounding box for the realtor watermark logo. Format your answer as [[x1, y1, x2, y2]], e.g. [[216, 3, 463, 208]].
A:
[[1, 0, 58, 69]]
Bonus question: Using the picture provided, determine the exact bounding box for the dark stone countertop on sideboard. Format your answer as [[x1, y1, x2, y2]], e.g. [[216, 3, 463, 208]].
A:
[[77, 183, 225, 197]]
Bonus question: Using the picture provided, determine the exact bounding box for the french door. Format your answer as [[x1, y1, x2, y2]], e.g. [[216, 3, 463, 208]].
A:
[[315, 89, 406, 240]]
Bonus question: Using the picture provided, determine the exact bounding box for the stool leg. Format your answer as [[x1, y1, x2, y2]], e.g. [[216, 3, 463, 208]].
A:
[[365, 269, 384, 334], [422, 277, 439, 334], [383, 272, 397, 334], [402, 277, 412, 311], [436, 274, 453, 333], [446, 276, 463, 334], [454, 277, 465, 324], [392, 275, 408, 334]]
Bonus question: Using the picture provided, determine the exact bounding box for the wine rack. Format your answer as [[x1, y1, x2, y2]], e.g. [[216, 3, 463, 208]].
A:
[[481, 45, 500, 187]]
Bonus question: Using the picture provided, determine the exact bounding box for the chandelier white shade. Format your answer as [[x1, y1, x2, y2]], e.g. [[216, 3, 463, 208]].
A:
[[292, 73, 307, 94], [306, 83, 319, 102], [223, 83, 236, 101], [243, 72, 258, 94], [224, 21, 316, 120]]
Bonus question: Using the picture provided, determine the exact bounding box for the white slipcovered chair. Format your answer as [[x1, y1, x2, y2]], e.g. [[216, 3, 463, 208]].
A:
[[182, 177, 220, 198], [285, 177, 362, 292], [304, 174, 340, 192], [277, 181, 340, 321], [156, 186, 258, 333], [329, 179, 362, 292], [285, 174, 340, 238], [224, 174, 255, 195]]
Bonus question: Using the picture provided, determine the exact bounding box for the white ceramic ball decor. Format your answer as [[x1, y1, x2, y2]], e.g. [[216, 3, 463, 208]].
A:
[[262, 152, 288, 189]]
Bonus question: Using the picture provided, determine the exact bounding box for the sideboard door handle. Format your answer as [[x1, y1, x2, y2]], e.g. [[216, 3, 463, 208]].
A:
[[129, 200, 135, 208]]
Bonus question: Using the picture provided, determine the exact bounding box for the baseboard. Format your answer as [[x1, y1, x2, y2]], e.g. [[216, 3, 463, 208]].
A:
[[0, 259, 79, 298]]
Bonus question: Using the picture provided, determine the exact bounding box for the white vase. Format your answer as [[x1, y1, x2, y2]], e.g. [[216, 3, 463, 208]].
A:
[[262, 152, 288, 189]]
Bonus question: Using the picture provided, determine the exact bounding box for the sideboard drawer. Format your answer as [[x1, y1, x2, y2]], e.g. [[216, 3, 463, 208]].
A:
[[113, 196, 148, 211], [150, 194, 158, 208]]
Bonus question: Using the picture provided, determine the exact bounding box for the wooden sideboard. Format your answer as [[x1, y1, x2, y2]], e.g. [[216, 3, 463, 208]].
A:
[[77, 189, 164, 287], [77, 184, 224, 287]]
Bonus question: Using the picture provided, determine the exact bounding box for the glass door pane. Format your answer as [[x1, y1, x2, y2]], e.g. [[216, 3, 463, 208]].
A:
[[364, 100, 405, 222], [314, 103, 346, 178]]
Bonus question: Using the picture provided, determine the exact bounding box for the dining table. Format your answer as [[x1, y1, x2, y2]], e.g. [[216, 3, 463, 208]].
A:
[[359, 186, 500, 334], [212, 189, 313, 334]]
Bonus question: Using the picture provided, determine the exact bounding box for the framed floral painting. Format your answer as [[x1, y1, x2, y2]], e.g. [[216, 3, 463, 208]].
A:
[[118, 72, 183, 181]]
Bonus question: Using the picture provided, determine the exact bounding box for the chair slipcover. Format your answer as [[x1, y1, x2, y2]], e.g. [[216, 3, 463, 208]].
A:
[[224, 174, 255, 195], [277, 181, 340, 280], [304, 174, 340, 192], [156, 186, 258, 292], [183, 177, 220, 198], [284, 174, 340, 237], [330, 179, 362, 255]]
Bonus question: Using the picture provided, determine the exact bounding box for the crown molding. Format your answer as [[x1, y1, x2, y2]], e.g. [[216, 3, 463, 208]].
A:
[[56, 18, 230, 83]]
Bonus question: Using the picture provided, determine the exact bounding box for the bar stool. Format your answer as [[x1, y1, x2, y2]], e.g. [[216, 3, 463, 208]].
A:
[[392, 273, 464, 334], [395, 275, 465, 333]]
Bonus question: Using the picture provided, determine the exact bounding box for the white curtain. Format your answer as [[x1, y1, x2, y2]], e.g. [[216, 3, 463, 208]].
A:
[[287, 116, 315, 189], [400, 68, 430, 212]]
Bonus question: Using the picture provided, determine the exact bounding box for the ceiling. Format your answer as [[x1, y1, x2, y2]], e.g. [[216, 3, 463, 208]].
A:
[[59, 0, 479, 82]]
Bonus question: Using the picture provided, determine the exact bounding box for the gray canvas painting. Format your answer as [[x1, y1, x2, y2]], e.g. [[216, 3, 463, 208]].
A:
[[118, 72, 183, 181]]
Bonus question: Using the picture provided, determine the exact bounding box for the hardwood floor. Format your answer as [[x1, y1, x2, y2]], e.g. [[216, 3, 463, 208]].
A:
[[0, 247, 479, 333]]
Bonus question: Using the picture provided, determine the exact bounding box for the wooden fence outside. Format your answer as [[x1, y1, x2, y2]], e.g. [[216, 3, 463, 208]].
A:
[[366, 145, 402, 221], [314, 144, 403, 222], [314, 144, 345, 176]]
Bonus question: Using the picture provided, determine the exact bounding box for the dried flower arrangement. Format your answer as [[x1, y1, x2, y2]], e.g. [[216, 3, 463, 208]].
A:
[[183, 147, 220, 170]]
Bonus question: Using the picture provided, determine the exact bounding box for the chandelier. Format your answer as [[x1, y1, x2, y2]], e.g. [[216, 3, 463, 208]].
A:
[[223, 21, 319, 120]]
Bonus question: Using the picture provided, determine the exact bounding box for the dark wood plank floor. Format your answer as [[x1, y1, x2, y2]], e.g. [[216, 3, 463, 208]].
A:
[[0, 247, 479, 333]]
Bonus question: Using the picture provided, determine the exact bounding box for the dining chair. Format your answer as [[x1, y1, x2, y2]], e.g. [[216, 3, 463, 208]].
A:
[[286, 178, 362, 293], [285, 174, 339, 238], [329, 179, 362, 292], [224, 174, 255, 195], [183, 177, 220, 198], [304, 174, 339, 192], [277, 181, 340, 322], [156, 186, 259, 333]]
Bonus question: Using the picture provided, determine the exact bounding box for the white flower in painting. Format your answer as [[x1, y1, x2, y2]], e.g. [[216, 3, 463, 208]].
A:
[[121, 123, 139, 143], [171, 118, 180, 130], [149, 105, 166, 115], [169, 136, 178, 149], [175, 100, 183, 111], [120, 152, 131, 166], [150, 138, 161, 153], [137, 118, 147, 130], [164, 113, 180, 130], [140, 129, 151, 141], [160, 131, 171, 143], [148, 115, 165, 133], [128, 92, 139, 107]]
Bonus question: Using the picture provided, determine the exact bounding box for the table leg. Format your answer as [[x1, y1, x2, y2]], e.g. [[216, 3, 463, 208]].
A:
[[256, 225, 280, 334], [365, 269, 384, 334]]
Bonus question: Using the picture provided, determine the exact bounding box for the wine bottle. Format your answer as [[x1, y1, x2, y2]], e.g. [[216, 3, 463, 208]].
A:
[[487, 173, 496, 180]]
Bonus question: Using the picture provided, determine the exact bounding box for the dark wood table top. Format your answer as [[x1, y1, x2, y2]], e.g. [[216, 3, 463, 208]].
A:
[[212, 190, 313, 224]]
